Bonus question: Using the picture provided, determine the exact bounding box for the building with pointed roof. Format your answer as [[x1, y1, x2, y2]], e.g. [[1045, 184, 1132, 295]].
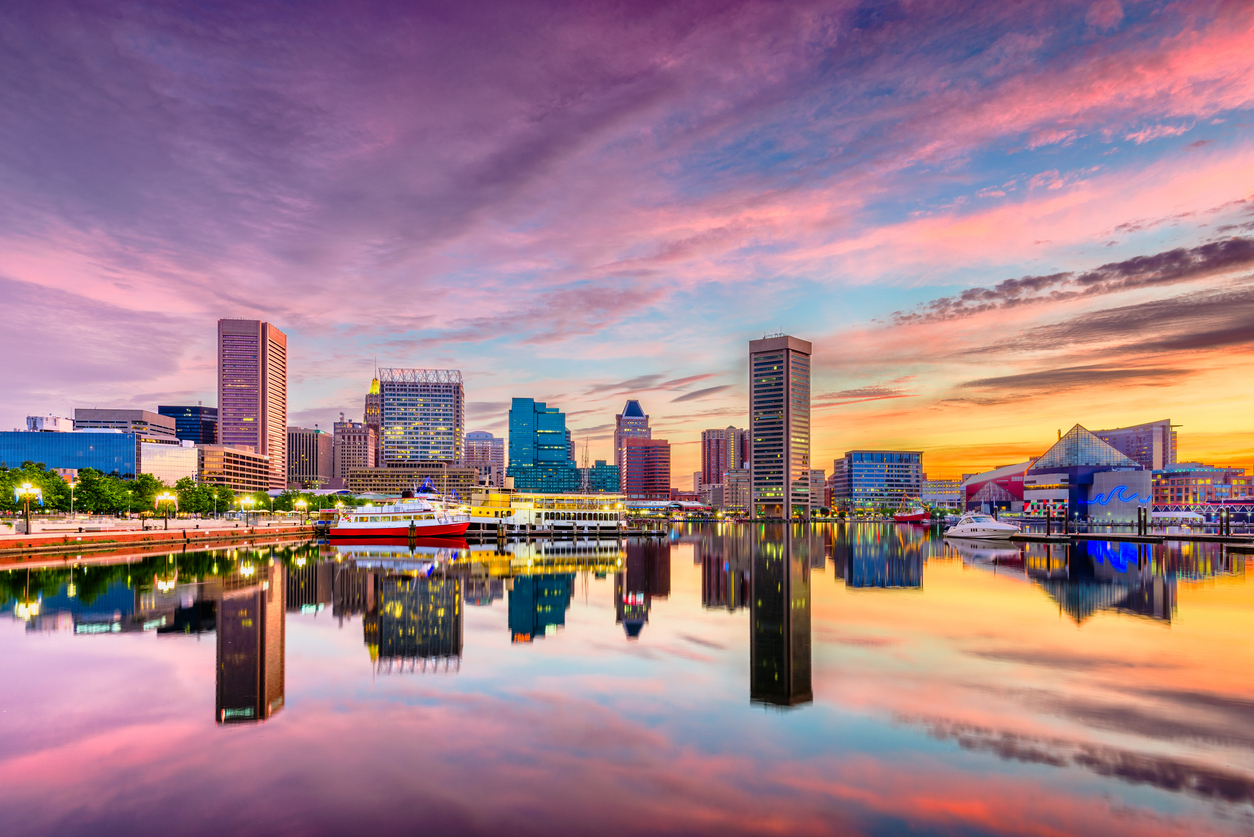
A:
[[1025, 424, 1147, 521], [614, 400, 651, 492]]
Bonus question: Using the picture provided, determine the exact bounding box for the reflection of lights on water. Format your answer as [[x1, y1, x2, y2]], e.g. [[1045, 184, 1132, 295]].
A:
[[240, 565, 256, 577], [15, 601, 40, 620], [156, 579, 177, 592], [295, 557, 306, 567]]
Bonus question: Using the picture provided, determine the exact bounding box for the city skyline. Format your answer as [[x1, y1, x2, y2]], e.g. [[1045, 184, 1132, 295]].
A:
[[3, 2, 1254, 482]]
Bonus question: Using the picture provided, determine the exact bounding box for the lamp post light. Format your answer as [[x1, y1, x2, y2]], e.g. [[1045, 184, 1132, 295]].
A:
[[240, 495, 256, 526], [294, 498, 308, 524], [155, 492, 177, 531], [16, 482, 41, 536]]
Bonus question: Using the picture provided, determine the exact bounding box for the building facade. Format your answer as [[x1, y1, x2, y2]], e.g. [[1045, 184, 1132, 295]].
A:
[[507, 398, 580, 493], [725, 468, 750, 514], [623, 438, 670, 500], [1025, 424, 1145, 520], [921, 478, 964, 509], [140, 441, 198, 485], [74, 408, 179, 442], [157, 405, 218, 445], [198, 445, 271, 493], [379, 368, 464, 466], [749, 335, 812, 518], [1093, 419, 1177, 471], [1152, 463, 1253, 505], [464, 430, 505, 486], [830, 451, 923, 510], [346, 464, 478, 497], [332, 418, 376, 483], [0, 430, 138, 477], [614, 400, 651, 492], [217, 319, 287, 490], [287, 427, 333, 488], [363, 377, 382, 466], [807, 469, 826, 512], [26, 415, 72, 432], [581, 460, 621, 493], [700, 426, 748, 488]]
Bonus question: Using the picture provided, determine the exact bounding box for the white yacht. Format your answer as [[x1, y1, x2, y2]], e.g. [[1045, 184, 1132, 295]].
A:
[[944, 512, 1020, 540]]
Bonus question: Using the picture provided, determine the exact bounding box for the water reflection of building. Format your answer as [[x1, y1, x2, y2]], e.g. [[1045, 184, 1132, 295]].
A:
[[696, 529, 751, 612], [750, 528, 812, 707], [509, 574, 575, 642], [614, 540, 671, 638], [216, 563, 286, 724], [464, 576, 504, 606], [287, 561, 333, 614], [832, 526, 923, 589], [373, 575, 462, 673], [1028, 541, 1177, 624]]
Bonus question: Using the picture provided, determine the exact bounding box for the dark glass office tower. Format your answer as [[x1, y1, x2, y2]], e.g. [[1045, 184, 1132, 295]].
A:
[[157, 405, 218, 445]]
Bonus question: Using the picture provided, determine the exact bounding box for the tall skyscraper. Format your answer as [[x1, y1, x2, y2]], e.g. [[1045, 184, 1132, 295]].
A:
[[614, 400, 651, 491], [701, 426, 748, 487], [363, 377, 382, 466], [507, 397, 579, 493], [218, 319, 288, 490], [749, 335, 811, 518], [378, 368, 464, 465], [464, 430, 505, 486]]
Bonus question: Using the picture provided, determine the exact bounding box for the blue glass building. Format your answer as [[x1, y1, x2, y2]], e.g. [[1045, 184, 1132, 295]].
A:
[[507, 398, 580, 493], [831, 450, 922, 509], [581, 460, 620, 493], [157, 405, 218, 445], [0, 430, 137, 477]]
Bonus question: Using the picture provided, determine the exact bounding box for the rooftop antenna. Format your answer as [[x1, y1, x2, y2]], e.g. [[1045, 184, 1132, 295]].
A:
[[580, 437, 590, 493]]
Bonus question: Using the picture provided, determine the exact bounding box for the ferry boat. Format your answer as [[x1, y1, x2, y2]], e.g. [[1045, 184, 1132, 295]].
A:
[[467, 491, 626, 535], [893, 496, 931, 523], [328, 497, 470, 539]]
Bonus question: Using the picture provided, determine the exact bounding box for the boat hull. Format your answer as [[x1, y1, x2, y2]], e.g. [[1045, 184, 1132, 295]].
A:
[[943, 526, 1016, 540], [893, 511, 930, 523], [328, 521, 470, 539]]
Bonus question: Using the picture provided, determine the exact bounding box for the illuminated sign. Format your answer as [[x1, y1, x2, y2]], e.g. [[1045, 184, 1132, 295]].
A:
[[1091, 485, 1150, 505]]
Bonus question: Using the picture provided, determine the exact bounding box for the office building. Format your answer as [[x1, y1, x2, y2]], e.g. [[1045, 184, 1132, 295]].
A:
[[0, 430, 138, 477], [580, 460, 621, 493], [750, 529, 812, 707], [364, 377, 382, 466], [287, 427, 333, 488], [141, 441, 198, 485], [807, 469, 826, 511], [507, 398, 580, 493], [464, 430, 505, 486], [216, 563, 285, 724], [615, 400, 651, 491], [700, 426, 748, 487], [1093, 419, 1177, 471], [921, 477, 963, 509], [198, 445, 271, 493], [74, 408, 179, 442], [218, 319, 287, 490], [345, 463, 478, 497], [26, 415, 72, 432], [623, 438, 670, 500], [724, 468, 750, 514], [749, 335, 812, 518], [332, 418, 376, 483], [830, 451, 923, 510], [379, 368, 464, 465], [157, 405, 218, 445]]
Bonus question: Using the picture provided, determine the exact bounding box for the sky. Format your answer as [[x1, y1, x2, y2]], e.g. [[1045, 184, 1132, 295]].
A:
[[2, 0, 1253, 482]]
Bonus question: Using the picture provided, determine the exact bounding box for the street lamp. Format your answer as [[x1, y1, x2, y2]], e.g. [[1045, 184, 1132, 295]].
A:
[[294, 498, 308, 523], [155, 492, 177, 531], [16, 482, 41, 536], [240, 494, 256, 526]]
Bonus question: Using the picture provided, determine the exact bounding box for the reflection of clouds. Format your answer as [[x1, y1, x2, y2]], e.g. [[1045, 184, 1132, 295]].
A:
[[908, 715, 1254, 806]]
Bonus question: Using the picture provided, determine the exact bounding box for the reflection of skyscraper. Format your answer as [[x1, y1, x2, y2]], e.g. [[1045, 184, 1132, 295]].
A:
[[287, 561, 333, 612], [375, 574, 463, 673], [216, 563, 286, 724], [697, 529, 751, 611], [508, 574, 574, 642], [750, 526, 812, 707], [464, 576, 504, 606], [614, 540, 671, 638]]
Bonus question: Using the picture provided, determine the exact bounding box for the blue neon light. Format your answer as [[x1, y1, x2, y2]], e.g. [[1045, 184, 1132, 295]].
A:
[[1091, 485, 1150, 505]]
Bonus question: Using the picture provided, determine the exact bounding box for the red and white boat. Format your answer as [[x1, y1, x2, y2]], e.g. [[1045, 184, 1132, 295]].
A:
[[329, 497, 470, 539], [893, 497, 931, 523]]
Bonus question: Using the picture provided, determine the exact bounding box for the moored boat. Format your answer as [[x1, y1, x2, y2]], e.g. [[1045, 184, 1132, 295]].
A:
[[329, 497, 470, 539], [893, 496, 931, 523], [943, 512, 1019, 540]]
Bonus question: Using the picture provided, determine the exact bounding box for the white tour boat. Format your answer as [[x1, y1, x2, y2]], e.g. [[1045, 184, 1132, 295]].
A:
[[329, 497, 470, 539], [943, 512, 1020, 540]]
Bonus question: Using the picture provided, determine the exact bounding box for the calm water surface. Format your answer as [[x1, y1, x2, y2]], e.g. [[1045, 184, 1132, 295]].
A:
[[1, 523, 1251, 836]]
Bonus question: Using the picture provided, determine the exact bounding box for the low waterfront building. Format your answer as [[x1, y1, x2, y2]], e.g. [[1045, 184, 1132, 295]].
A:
[[1024, 425, 1146, 521], [1152, 462, 1253, 505], [198, 445, 271, 493], [141, 440, 198, 485], [157, 405, 218, 445], [74, 408, 179, 442], [922, 477, 963, 509], [830, 450, 922, 510], [0, 429, 139, 477], [346, 464, 478, 498], [964, 462, 1033, 513]]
